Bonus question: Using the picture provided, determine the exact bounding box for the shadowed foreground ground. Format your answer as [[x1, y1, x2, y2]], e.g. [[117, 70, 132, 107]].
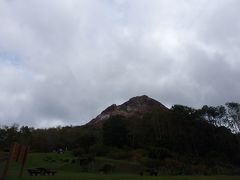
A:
[[4, 172, 240, 180], [5, 173, 240, 180], [1, 153, 240, 180]]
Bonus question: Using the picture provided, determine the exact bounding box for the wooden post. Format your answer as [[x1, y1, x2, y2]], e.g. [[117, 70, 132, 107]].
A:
[[0, 143, 29, 179], [1, 143, 17, 180], [18, 146, 29, 177]]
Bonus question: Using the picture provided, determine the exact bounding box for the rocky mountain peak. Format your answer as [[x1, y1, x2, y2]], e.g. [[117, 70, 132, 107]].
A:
[[87, 95, 169, 127], [120, 95, 168, 109]]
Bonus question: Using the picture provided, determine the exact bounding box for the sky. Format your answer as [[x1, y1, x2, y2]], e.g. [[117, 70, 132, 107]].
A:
[[0, 0, 240, 127]]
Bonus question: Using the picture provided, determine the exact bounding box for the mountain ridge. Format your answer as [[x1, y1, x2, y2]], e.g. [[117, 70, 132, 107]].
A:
[[87, 95, 240, 133], [87, 95, 169, 127]]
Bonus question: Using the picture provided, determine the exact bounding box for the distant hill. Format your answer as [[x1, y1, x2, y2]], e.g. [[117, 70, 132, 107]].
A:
[[87, 95, 169, 127]]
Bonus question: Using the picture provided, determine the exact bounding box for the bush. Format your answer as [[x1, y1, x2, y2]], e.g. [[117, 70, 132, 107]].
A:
[[107, 149, 132, 160], [99, 164, 115, 174], [191, 164, 208, 175], [72, 147, 85, 157], [89, 143, 109, 156], [131, 149, 147, 161], [140, 157, 160, 168], [78, 154, 96, 172], [162, 159, 185, 175], [148, 147, 172, 160]]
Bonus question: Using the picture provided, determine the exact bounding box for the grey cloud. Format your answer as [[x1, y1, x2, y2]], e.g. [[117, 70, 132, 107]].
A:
[[0, 0, 240, 127]]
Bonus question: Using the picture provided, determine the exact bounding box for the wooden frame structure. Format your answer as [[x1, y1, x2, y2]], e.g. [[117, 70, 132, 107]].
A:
[[1, 143, 29, 180]]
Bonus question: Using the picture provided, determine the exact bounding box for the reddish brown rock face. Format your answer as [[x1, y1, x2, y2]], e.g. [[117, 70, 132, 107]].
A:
[[87, 95, 169, 127]]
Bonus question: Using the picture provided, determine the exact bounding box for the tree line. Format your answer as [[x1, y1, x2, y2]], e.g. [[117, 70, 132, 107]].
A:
[[1, 103, 240, 174]]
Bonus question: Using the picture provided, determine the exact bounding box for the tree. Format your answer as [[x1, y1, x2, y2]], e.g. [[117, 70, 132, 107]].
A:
[[103, 115, 129, 148], [76, 132, 98, 154], [19, 126, 33, 145]]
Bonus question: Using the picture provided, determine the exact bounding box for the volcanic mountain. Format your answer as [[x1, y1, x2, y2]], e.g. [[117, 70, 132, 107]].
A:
[[87, 95, 169, 127]]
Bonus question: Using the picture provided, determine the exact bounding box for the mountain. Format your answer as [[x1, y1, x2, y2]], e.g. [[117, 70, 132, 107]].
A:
[[85, 95, 240, 173], [87, 95, 240, 133], [87, 95, 169, 127]]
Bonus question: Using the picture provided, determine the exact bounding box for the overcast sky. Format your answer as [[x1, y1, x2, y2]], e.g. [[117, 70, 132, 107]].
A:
[[0, 0, 240, 127]]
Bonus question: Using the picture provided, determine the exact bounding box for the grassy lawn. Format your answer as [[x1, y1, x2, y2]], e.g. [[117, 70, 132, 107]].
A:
[[1, 152, 240, 180]]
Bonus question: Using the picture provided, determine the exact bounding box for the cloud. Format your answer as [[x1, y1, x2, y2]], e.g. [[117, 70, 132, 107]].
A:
[[0, 0, 240, 127]]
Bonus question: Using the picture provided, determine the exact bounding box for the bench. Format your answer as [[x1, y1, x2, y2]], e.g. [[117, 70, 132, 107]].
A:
[[27, 169, 41, 176], [28, 168, 56, 176]]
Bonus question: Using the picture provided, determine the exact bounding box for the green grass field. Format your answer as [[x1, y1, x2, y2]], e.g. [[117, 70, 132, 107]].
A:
[[1, 152, 240, 180]]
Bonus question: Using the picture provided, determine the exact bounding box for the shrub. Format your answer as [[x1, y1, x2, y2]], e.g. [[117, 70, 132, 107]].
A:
[[140, 157, 160, 168], [148, 147, 172, 160], [72, 147, 85, 157], [89, 143, 109, 156], [99, 164, 115, 174], [107, 149, 132, 160]]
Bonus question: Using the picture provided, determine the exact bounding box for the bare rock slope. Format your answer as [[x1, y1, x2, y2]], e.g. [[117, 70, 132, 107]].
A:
[[88, 95, 169, 127]]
